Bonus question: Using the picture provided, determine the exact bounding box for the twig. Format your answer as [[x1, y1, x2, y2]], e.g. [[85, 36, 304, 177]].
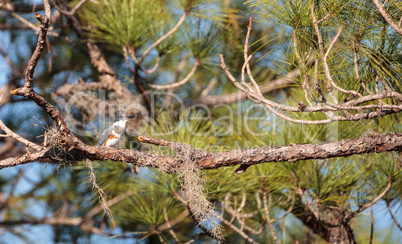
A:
[[269, 193, 295, 224], [200, 78, 217, 97], [140, 13, 187, 63], [85, 191, 136, 220], [343, 221, 357, 244], [220, 53, 402, 124], [369, 204, 374, 244], [322, 27, 362, 98], [386, 201, 402, 231], [56, 0, 88, 16], [346, 175, 393, 222], [316, 12, 333, 24], [263, 194, 280, 244], [290, 170, 341, 227], [149, 59, 200, 89], [163, 207, 181, 243], [310, 1, 325, 55], [12, 12, 58, 37], [0, 120, 42, 151], [122, 46, 135, 73], [310, 1, 338, 104], [25, 6, 50, 90], [126, 44, 139, 65], [244, 18, 261, 95], [143, 56, 161, 74], [155, 228, 168, 244], [216, 214, 259, 244], [159, 209, 189, 232]]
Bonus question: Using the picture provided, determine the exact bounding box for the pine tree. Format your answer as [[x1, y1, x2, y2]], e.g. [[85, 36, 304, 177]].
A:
[[0, 0, 401, 243]]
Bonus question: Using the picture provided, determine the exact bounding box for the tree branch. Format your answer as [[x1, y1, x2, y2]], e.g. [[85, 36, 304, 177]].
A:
[[1, 131, 402, 171], [149, 59, 200, 90], [372, 0, 402, 35], [386, 201, 402, 231], [0, 120, 42, 151], [140, 13, 187, 63], [189, 68, 300, 107], [345, 175, 393, 222]]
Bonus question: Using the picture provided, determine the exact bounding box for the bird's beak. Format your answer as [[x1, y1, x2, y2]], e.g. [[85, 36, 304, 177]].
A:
[[127, 115, 136, 119]]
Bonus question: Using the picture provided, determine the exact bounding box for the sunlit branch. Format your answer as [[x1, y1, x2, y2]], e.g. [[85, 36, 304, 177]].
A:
[[372, 0, 402, 35], [346, 176, 393, 222], [143, 56, 161, 74], [0, 120, 42, 151], [322, 27, 362, 98], [140, 13, 187, 63], [149, 59, 200, 90]]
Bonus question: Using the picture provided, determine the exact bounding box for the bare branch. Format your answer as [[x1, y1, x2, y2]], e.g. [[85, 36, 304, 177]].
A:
[[322, 27, 362, 98], [163, 207, 181, 243], [149, 59, 200, 90], [346, 176, 393, 222], [22, 6, 50, 90], [0, 217, 104, 235], [190, 68, 300, 107], [143, 56, 161, 74], [0, 149, 49, 169], [244, 18, 261, 95], [316, 11, 333, 25], [386, 201, 402, 231], [56, 0, 89, 16], [263, 194, 280, 244], [141, 13, 187, 63], [220, 17, 402, 124], [220, 53, 402, 124], [123, 46, 135, 73], [200, 78, 217, 97], [0, 120, 42, 151], [372, 0, 402, 35], [216, 214, 259, 244], [138, 133, 402, 170]]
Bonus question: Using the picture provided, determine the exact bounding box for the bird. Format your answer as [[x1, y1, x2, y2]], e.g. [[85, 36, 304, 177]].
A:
[[97, 110, 136, 147]]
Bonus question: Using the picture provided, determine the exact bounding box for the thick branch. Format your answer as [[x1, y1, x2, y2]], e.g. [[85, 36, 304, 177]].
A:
[[1, 133, 401, 171], [196, 133, 402, 169]]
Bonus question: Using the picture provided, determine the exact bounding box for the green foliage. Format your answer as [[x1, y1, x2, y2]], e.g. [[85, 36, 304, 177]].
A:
[[1, 0, 401, 243], [79, 0, 172, 47]]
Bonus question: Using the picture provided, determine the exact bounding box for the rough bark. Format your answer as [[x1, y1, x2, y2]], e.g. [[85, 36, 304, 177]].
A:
[[1, 132, 401, 171]]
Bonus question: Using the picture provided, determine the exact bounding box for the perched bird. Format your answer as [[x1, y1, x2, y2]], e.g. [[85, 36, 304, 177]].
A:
[[97, 110, 135, 147]]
